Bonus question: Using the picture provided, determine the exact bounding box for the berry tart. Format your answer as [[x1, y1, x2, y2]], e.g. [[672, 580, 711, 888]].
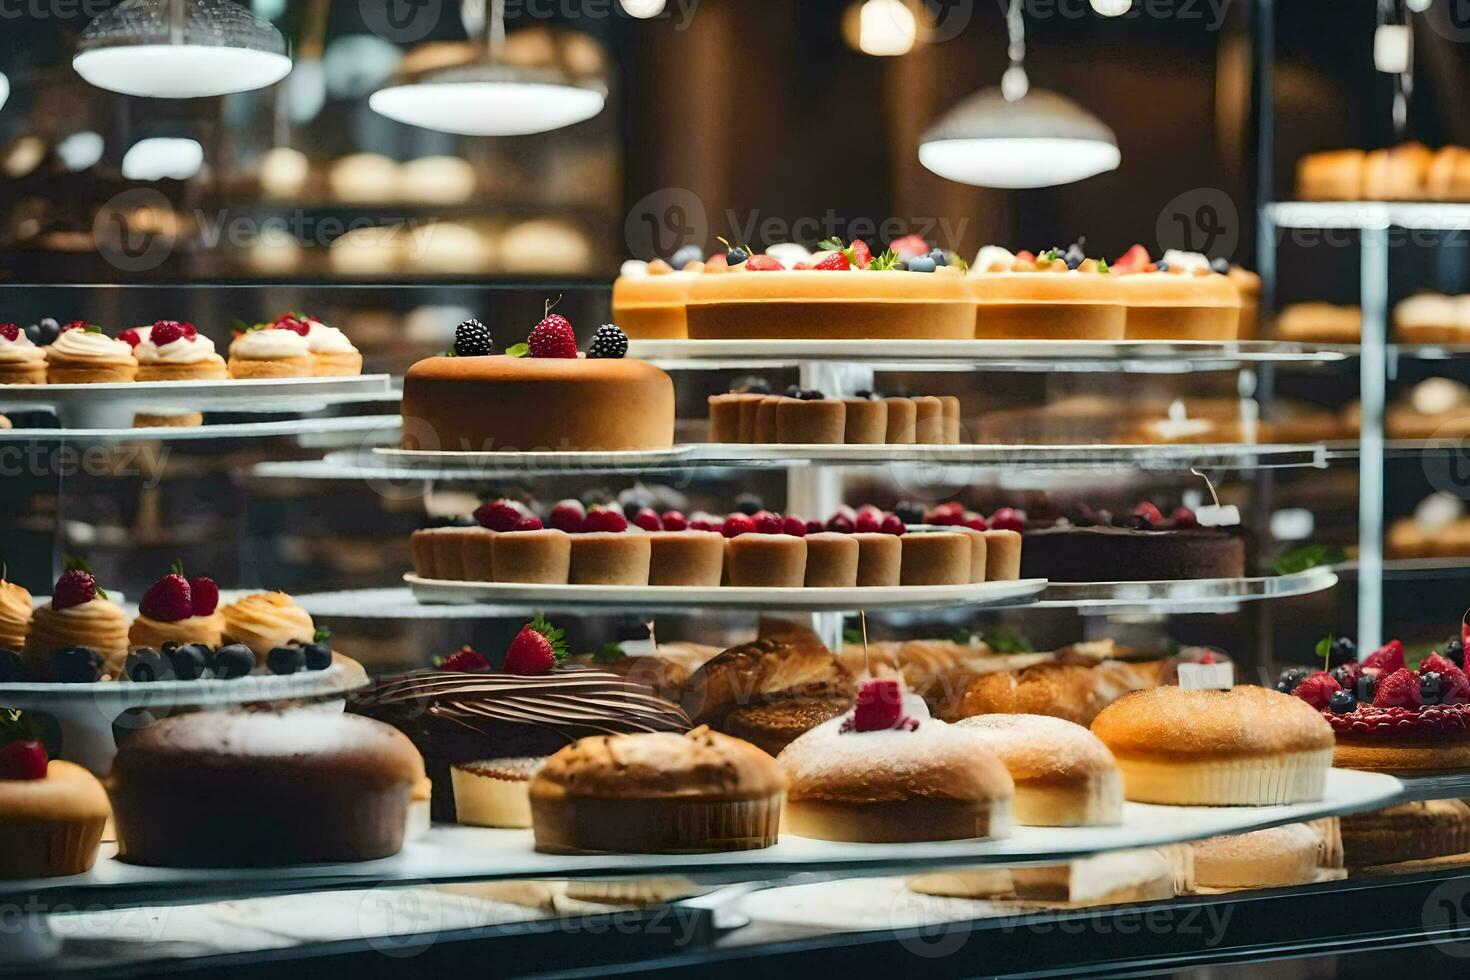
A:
[[122, 320, 226, 382], [1017, 502, 1245, 582], [218, 591, 316, 666], [0, 712, 110, 879], [226, 318, 316, 378], [44, 322, 138, 384], [612, 253, 705, 339], [0, 322, 48, 384], [0, 572, 32, 653], [685, 238, 976, 341], [400, 312, 674, 452], [127, 563, 225, 652], [777, 678, 1015, 842], [1110, 246, 1243, 341], [968, 243, 1126, 340], [24, 565, 130, 679], [1280, 635, 1470, 771]]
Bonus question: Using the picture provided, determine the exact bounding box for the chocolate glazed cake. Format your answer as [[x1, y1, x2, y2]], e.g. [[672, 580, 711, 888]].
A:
[[1020, 524, 1245, 582], [351, 667, 691, 821]]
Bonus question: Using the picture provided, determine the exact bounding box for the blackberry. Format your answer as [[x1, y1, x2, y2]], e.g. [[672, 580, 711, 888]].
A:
[[452, 318, 495, 357], [1329, 664, 1356, 688], [1329, 636, 1357, 665], [587, 323, 628, 359], [1275, 666, 1311, 693], [1446, 637, 1465, 669], [1422, 672, 1444, 705]]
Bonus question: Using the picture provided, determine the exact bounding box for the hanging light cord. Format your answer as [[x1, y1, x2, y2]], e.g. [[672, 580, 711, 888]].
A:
[[1003, 0, 1029, 102]]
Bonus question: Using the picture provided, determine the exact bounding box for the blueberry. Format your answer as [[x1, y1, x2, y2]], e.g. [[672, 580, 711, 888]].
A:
[[928, 249, 949, 267], [53, 647, 102, 683], [166, 643, 211, 681], [727, 246, 749, 266], [161, 641, 180, 654], [1329, 689, 1357, 714], [267, 645, 305, 675], [907, 256, 937, 273], [1422, 672, 1444, 705], [23, 324, 42, 345], [1275, 666, 1311, 693], [1445, 637, 1464, 669], [36, 318, 59, 345], [1356, 673, 1378, 703], [0, 649, 19, 682], [1063, 244, 1085, 270], [124, 648, 173, 683], [670, 244, 705, 270], [854, 389, 876, 400], [303, 642, 332, 671], [1329, 637, 1357, 665], [799, 389, 825, 401], [1155, 261, 1170, 272], [895, 260, 909, 271], [212, 644, 254, 680], [894, 503, 925, 524], [1210, 256, 1230, 274], [785, 384, 804, 397], [735, 494, 764, 516]]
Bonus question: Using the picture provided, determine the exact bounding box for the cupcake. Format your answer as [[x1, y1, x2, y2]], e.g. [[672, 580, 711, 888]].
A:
[[295, 313, 363, 376], [0, 576, 32, 653], [530, 726, 785, 853], [0, 322, 47, 384], [219, 591, 315, 664], [451, 756, 545, 828], [127, 566, 225, 652], [24, 567, 130, 680], [123, 321, 227, 382], [0, 721, 110, 879], [44, 323, 138, 384], [227, 321, 316, 378]]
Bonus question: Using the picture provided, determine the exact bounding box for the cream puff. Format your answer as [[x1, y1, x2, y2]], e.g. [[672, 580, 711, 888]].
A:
[[44, 324, 138, 384], [0, 576, 32, 652], [227, 324, 316, 378], [219, 591, 316, 664], [24, 567, 130, 679], [128, 567, 225, 651], [123, 321, 227, 382], [297, 314, 363, 376], [0, 323, 47, 384]]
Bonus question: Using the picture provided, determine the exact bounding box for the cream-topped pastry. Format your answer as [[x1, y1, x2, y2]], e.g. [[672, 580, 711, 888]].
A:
[[0, 578, 32, 651], [124, 321, 227, 382], [296, 315, 362, 376], [227, 324, 315, 379], [128, 567, 225, 651], [968, 245, 1126, 340], [24, 568, 130, 679], [219, 591, 315, 663], [44, 324, 138, 384], [0, 324, 46, 384]]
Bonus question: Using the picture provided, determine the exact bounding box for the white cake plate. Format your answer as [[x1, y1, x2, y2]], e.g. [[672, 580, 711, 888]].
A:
[[371, 445, 699, 475], [0, 414, 400, 446], [0, 769, 1401, 907], [0, 375, 393, 428], [404, 574, 1046, 613], [0, 660, 368, 775]]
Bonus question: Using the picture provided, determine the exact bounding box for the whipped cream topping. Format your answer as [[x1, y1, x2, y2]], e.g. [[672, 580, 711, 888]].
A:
[[619, 259, 649, 278], [0, 330, 44, 364], [972, 245, 1017, 273], [135, 332, 217, 364], [766, 242, 814, 269], [1160, 249, 1213, 273], [231, 328, 310, 360], [47, 328, 135, 363], [302, 319, 357, 355]]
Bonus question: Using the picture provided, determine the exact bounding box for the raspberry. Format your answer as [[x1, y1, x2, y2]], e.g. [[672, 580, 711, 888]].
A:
[[587, 323, 628, 359], [51, 569, 97, 611], [722, 513, 755, 537], [1364, 639, 1406, 675], [139, 573, 192, 622], [661, 510, 688, 531], [989, 508, 1025, 533], [925, 502, 964, 525], [453, 318, 495, 357], [754, 511, 784, 534], [0, 740, 47, 780], [474, 499, 524, 532], [503, 616, 567, 675], [855, 505, 884, 533], [850, 678, 903, 732], [814, 251, 851, 271], [1292, 671, 1340, 710], [62, 320, 88, 332], [826, 513, 855, 533], [880, 513, 906, 535], [584, 507, 628, 533], [964, 515, 988, 531], [781, 516, 807, 536], [117, 328, 142, 347], [515, 514, 544, 531], [633, 508, 663, 531], [1421, 653, 1459, 677], [890, 234, 929, 258], [688, 512, 721, 532], [150, 320, 189, 347], [529, 313, 578, 358], [1374, 667, 1423, 708], [1170, 507, 1198, 528], [188, 576, 219, 616], [1132, 502, 1164, 528], [744, 255, 783, 271], [805, 519, 824, 534], [549, 500, 586, 533], [438, 646, 490, 672], [271, 316, 310, 336], [1442, 665, 1470, 704], [0, 323, 20, 342]]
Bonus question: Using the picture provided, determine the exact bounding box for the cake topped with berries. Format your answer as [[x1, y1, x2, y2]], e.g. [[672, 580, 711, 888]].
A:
[[968, 241, 1126, 341], [1016, 501, 1246, 582], [1109, 245, 1242, 341], [24, 564, 131, 679], [128, 562, 225, 653], [612, 249, 709, 340], [401, 304, 674, 452]]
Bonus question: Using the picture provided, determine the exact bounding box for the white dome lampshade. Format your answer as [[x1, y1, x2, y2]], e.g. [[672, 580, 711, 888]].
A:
[[369, 64, 605, 136], [918, 87, 1121, 188], [73, 0, 291, 99]]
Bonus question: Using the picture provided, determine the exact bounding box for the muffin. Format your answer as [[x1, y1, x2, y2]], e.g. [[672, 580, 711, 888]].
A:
[[0, 734, 110, 879]]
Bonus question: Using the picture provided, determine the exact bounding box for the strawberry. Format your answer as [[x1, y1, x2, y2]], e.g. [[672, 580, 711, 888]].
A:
[[880, 513, 907, 535], [813, 251, 851, 271], [744, 255, 784, 271], [117, 328, 142, 347], [529, 313, 578, 358], [1374, 667, 1422, 708], [754, 511, 784, 534], [1170, 507, 1198, 528], [689, 512, 721, 532], [51, 569, 98, 611], [855, 505, 884, 533], [723, 513, 756, 537], [661, 510, 688, 531], [503, 616, 567, 675], [0, 323, 20, 341], [1462, 607, 1470, 653], [633, 508, 663, 531], [1292, 671, 1340, 710], [149, 320, 189, 346], [438, 646, 490, 672], [1421, 653, 1459, 677], [1112, 244, 1152, 274], [0, 739, 47, 780], [1441, 665, 1470, 704], [989, 508, 1025, 533], [549, 499, 586, 533], [1132, 502, 1164, 528], [188, 576, 220, 616], [849, 239, 874, 268], [890, 234, 929, 258], [1014, 250, 1036, 263], [781, 516, 808, 536], [474, 499, 524, 532], [515, 514, 544, 531], [851, 678, 904, 732], [1364, 639, 1406, 675], [1199, 650, 1218, 664], [584, 507, 628, 533], [139, 573, 192, 622]]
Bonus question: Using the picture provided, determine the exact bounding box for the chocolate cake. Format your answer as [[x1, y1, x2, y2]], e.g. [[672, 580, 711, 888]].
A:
[[1019, 519, 1245, 583]]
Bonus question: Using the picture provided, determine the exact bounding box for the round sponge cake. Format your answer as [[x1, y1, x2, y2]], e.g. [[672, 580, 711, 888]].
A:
[[401, 354, 675, 452]]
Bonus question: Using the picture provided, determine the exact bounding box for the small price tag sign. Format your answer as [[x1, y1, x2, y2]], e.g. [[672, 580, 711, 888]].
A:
[[1178, 662, 1234, 690]]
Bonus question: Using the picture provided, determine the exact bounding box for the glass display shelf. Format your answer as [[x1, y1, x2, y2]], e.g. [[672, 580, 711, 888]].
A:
[[0, 414, 400, 446], [1029, 567, 1337, 614], [1265, 200, 1470, 231], [1389, 770, 1470, 803], [628, 338, 1356, 374], [0, 769, 1400, 910]]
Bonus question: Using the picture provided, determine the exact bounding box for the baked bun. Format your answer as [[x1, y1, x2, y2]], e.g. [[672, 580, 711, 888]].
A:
[[1191, 823, 1335, 889], [777, 692, 1014, 843], [529, 727, 785, 853], [1341, 800, 1470, 868], [109, 709, 425, 867], [954, 714, 1122, 826], [682, 636, 852, 723], [943, 657, 1163, 726], [1089, 686, 1334, 805]]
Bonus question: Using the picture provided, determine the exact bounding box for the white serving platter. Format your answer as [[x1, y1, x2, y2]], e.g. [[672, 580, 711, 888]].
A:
[[403, 574, 1047, 613], [371, 445, 698, 473], [0, 769, 1401, 906], [0, 414, 400, 445]]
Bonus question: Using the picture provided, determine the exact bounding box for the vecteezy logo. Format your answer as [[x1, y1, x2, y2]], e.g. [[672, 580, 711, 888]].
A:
[[361, 0, 443, 44], [93, 188, 178, 273], [624, 187, 708, 260], [1422, 876, 1470, 957], [1423, 0, 1470, 43], [1155, 186, 1240, 260], [923, 0, 975, 44]]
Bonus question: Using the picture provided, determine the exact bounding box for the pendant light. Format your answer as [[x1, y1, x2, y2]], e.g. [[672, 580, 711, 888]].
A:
[[74, 0, 291, 99], [918, 0, 1120, 188], [369, 0, 606, 136]]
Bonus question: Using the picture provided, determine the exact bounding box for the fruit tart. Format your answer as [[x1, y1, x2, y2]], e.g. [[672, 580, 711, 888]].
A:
[[968, 243, 1126, 340], [0, 322, 47, 384], [121, 320, 227, 381], [0, 712, 110, 879], [127, 563, 225, 651], [612, 252, 705, 339], [1281, 633, 1470, 771], [1110, 246, 1242, 341], [24, 565, 130, 680]]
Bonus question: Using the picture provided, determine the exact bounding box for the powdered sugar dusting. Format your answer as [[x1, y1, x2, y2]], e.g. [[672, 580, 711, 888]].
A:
[[955, 714, 1117, 779]]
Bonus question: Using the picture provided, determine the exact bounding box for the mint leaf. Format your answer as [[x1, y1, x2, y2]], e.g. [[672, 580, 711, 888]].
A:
[[591, 642, 626, 664], [506, 343, 530, 358], [1273, 544, 1346, 575]]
